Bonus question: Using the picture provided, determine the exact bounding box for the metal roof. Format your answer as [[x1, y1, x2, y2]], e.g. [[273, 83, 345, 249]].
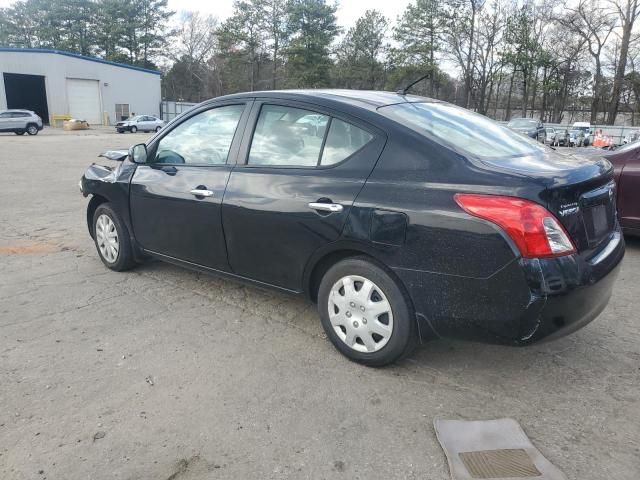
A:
[[0, 48, 161, 76]]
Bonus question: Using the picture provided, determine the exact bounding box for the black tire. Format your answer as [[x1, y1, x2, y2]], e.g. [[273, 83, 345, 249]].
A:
[[130, 126, 137, 133], [15, 131, 25, 135], [117, 129, 124, 134], [317, 256, 416, 367], [26, 124, 38, 135], [92, 203, 137, 271], [155, 126, 161, 132]]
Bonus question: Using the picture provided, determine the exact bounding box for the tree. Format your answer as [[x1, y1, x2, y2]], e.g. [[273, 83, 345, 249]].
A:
[[163, 12, 220, 102], [606, 0, 640, 124], [258, 0, 289, 89], [558, 0, 616, 123], [285, 0, 339, 88], [335, 10, 388, 89], [473, 0, 506, 114], [118, 0, 174, 68], [392, 0, 443, 95], [503, 3, 541, 117], [443, 0, 485, 108]]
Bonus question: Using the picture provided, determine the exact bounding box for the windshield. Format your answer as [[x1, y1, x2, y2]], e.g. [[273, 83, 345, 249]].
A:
[[507, 118, 537, 128], [379, 102, 544, 159]]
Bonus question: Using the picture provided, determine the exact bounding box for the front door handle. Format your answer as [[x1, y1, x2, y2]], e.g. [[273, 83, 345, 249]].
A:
[[308, 202, 343, 213], [190, 188, 214, 197]]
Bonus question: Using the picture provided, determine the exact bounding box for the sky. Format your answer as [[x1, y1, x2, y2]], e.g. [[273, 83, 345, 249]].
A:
[[0, 0, 412, 27]]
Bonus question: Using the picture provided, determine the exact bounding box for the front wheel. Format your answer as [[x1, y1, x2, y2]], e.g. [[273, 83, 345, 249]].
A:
[[130, 126, 137, 133], [317, 257, 416, 367], [93, 203, 137, 271]]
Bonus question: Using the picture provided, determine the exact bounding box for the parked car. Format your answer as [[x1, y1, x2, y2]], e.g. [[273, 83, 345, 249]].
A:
[[506, 117, 546, 142], [552, 127, 570, 146], [591, 141, 640, 236], [545, 127, 556, 145], [116, 115, 165, 133], [0, 109, 43, 135], [622, 130, 640, 145], [572, 121, 593, 146], [568, 129, 585, 147], [80, 90, 623, 366]]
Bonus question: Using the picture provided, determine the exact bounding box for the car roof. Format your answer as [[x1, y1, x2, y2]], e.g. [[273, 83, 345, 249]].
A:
[[206, 89, 439, 112]]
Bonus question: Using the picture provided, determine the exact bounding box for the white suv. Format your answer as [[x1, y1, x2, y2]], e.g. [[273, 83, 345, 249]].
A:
[[0, 109, 44, 135]]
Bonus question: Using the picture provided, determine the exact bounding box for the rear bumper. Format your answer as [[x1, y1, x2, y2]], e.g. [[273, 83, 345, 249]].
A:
[[395, 230, 625, 345]]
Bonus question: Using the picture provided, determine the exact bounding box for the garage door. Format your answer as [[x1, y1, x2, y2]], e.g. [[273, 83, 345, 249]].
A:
[[66, 79, 101, 124]]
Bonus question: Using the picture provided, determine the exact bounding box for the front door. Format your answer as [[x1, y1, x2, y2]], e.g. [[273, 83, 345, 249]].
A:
[[222, 101, 386, 290], [129, 102, 250, 270]]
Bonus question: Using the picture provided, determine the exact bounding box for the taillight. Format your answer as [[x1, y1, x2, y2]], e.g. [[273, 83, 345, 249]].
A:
[[454, 194, 576, 258]]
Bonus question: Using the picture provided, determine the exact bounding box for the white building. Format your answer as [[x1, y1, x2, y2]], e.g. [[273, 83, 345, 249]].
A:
[[0, 48, 161, 126]]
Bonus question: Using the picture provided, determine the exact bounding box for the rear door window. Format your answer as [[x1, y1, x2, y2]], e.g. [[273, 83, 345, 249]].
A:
[[321, 119, 373, 166], [248, 105, 329, 167], [247, 104, 374, 167]]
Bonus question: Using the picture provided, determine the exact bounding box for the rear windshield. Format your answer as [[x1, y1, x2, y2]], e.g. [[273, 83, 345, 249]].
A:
[[379, 102, 544, 159]]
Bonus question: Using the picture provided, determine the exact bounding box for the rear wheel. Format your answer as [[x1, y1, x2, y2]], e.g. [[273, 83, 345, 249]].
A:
[[317, 257, 416, 367], [26, 124, 38, 135], [93, 203, 136, 271], [155, 126, 161, 132]]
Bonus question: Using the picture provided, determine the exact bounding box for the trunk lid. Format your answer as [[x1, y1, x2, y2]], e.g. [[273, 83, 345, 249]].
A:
[[479, 148, 617, 252]]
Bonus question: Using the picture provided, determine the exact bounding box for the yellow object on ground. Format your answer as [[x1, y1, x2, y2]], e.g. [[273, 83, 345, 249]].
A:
[[51, 114, 72, 127]]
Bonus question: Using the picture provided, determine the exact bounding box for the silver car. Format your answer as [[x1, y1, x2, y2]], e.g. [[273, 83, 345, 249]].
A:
[[0, 109, 43, 135], [115, 115, 165, 133]]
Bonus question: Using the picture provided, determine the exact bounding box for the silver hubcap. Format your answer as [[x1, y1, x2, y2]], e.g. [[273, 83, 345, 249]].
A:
[[95, 214, 119, 263], [28, 126, 37, 134], [328, 275, 393, 353]]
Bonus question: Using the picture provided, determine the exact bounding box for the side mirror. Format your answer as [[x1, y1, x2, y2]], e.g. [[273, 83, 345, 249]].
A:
[[129, 143, 148, 163]]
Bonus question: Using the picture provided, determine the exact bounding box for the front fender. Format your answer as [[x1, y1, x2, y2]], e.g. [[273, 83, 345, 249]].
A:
[[81, 160, 138, 248]]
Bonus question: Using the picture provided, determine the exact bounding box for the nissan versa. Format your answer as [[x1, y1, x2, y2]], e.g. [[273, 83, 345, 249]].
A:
[[80, 90, 624, 366]]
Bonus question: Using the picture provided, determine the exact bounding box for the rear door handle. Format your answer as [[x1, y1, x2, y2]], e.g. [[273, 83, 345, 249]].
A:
[[190, 189, 214, 197], [308, 202, 343, 213]]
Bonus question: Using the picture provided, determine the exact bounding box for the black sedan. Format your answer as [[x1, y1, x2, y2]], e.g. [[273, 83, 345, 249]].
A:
[[80, 90, 624, 366]]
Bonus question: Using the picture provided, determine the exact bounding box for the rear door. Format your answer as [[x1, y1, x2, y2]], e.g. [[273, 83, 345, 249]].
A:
[[141, 116, 155, 131], [0, 112, 13, 130], [129, 101, 251, 270], [221, 100, 386, 290]]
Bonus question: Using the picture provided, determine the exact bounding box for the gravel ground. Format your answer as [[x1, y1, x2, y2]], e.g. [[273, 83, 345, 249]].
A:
[[1, 128, 639, 480]]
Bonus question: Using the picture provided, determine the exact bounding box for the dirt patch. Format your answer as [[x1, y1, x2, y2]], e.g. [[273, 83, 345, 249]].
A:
[[0, 242, 60, 255]]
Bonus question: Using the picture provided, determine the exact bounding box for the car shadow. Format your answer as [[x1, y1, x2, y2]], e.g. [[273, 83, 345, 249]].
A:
[[133, 256, 628, 388]]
